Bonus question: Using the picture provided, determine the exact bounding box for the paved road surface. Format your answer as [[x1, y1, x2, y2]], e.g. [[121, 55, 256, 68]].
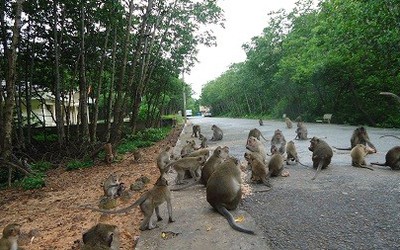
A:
[[187, 117, 400, 250]]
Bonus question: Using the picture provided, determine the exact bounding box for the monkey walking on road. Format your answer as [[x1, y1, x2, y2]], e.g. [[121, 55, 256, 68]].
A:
[[206, 156, 255, 235], [83, 175, 175, 231]]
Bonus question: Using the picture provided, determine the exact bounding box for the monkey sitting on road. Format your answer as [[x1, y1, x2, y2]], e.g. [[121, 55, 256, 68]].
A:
[[248, 128, 269, 142], [81, 223, 120, 250], [246, 136, 267, 163], [295, 121, 308, 140], [308, 137, 333, 180], [285, 117, 293, 129], [84, 175, 175, 231], [371, 146, 400, 170], [0, 223, 21, 250], [350, 144, 374, 170], [259, 119, 264, 126], [191, 125, 201, 138], [198, 133, 208, 149], [244, 151, 271, 187], [268, 146, 285, 178], [334, 126, 377, 153], [210, 125, 223, 141], [206, 156, 255, 234], [270, 129, 287, 155]]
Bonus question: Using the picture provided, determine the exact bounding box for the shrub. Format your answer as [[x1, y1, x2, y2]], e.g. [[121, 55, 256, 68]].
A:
[[66, 159, 94, 171], [21, 173, 46, 190]]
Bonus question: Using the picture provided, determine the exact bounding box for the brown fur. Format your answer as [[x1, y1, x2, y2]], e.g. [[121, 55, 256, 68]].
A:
[[308, 137, 333, 180]]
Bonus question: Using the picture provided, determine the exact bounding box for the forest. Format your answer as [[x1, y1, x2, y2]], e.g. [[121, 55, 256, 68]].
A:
[[200, 0, 400, 127], [0, 0, 223, 186]]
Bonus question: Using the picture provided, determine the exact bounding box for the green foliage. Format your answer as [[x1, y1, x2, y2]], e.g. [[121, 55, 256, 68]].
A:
[[117, 127, 171, 154], [20, 173, 46, 190], [31, 161, 53, 173], [66, 160, 94, 171], [33, 133, 58, 142]]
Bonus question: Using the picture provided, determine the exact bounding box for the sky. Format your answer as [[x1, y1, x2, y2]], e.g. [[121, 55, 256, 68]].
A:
[[185, 0, 297, 99]]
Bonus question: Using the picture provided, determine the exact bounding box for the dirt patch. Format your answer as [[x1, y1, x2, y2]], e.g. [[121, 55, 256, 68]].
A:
[[0, 125, 183, 250]]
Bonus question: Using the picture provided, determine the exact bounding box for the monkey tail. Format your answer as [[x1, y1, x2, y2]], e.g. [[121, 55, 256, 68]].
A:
[[215, 206, 255, 235], [170, 180, 201, 191], [297, 161, 310, 168], [370, 162, 388, 167], [311, 161, 324, 180], [379, 135, 400, 140], [333, 146, 352, 151], [360, 165, 374, 171], [84, 193, 149, 214]]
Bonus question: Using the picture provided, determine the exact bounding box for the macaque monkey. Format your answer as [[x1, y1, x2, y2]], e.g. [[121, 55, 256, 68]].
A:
[[103, 173, 124, 199], [103, 143, 115, 164], [244, 151, 271, 187], [350, 144, 374, 170], [191, 125, 201, 138], [170, 146, 229, 191], [268, 146, 285, 177], [85, 175, 175, 231], [259, 119, 264, 126], [371, 146, 400, 170], [285, 141, 299, 164], [334, 126, 377, 153], [133, 150, 142, 163], [82, 223, 119, 250], [210, 125, 223, 141], [295, 122, 308, 140], [166, 156, 207, 184], [198, 133, 208, 149], [0, 223, 21, 250], [248, 128, 268, 142], [157, 145, 173, 174], [246, 136, 267, 163], [206, 156, 255, 234], [184, 148, 210, 159], [180, 140, 197, 157], [270, 129, 287, 155], [308, 137, 333, 180], [285, 117, 293, 129]]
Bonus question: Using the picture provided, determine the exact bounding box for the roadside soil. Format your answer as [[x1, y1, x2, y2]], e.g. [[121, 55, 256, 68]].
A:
[[0, 125, 183, 250]]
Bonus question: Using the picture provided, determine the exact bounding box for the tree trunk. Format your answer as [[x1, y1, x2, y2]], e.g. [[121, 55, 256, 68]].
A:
[[105, 29, 117, 143], [79, 3, 89, 143]]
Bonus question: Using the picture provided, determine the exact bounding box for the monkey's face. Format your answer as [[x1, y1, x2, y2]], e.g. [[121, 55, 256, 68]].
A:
[[308, 137, 319, 152]]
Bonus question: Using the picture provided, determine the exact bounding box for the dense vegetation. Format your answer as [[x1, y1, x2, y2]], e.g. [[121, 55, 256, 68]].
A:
[[201, 0, 400, 127], [0, 0, 223, 185]]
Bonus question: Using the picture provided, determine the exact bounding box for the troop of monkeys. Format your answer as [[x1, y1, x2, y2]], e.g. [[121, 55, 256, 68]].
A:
[[2, 122, 399, 249]]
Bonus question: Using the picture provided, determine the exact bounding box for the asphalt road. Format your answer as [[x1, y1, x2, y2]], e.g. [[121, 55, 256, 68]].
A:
[[188, 116, 400, 250]]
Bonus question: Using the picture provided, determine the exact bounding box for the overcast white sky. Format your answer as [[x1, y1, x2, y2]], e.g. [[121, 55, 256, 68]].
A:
[[186, 0, 297, 98]]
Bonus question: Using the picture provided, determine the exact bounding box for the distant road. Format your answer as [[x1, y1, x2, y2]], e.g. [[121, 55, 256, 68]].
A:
[[188, 116, 400, 249]]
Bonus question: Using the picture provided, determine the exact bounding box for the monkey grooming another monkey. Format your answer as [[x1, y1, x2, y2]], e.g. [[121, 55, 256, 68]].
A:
[[0, 223, 21, 250], [170, 146, 230, 191], [308, 136, 333, 180], [210, 124, 223, 141], [371, 146, 400, 170], [206, 157, 255, 235], [157, 145, 173, 174], [244, 151, 271, 187], [180, 140, 197, 157], [103, 173, 124, 199], [334, 126, 377, 153], [295, 121, 308, 140], [82, 223, 119, 250], [248, 128, 269, 142], [166, 156, 207, 184], [350, 144, 374, 170], [259, 119, 264, 126], [270, 129, 287, 155], [191, 125, 201, 138], [85, 175, 175, 231], [285, 117, 293, 129], [246, 136, 267, 163]]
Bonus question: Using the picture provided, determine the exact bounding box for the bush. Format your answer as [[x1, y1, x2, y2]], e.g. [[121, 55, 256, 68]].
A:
[[20, 173, 46, 190], [31, 161, 53, 172], [117, 127, 170, 154], [66, 159, 94, 171]]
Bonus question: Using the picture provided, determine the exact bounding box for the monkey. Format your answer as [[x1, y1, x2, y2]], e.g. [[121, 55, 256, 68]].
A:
[[198, 133, 208, 149], [84, 175, 175, 231], [183, 148, 210, 159], [308, 136, 333, 180], [270, 129, 287, 155], [156, 145, 173, 174], [268, 146, 285, 177], [206, 156, 255, 235], [244, 151, 271, 187], [295, 121, 308, 140], [165, 156, 207, 184], [350, 144, 374, 171], [180, 140, 197, 157], [285, 117, 293, 129], [210, 124, 223, 141], [133, 149, 141, 163], [246, 136, 267, 163], [102, 173, 124, 199], [285, 140, 299, 165], [103, 143, 115, 164], [81, 223, 119, 250], [334, 126, 377, 153], [248, 128, 269, 142], [259, 119, 264, 126], [170, 146, 230, 191], [0, 223, 21, 250], [371, 146, 400, 170], [191, 125, 201, 138]]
